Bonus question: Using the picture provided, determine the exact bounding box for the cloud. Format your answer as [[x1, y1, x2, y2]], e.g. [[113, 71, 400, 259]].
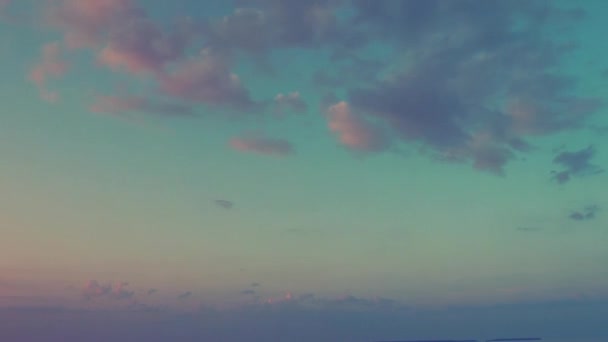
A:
[[241, 289, 255, 295], [49, 0, 141, 48], [97, 17, 194, 75], [28, 41, 68, 102], [552, 145, 603, 184], [326, 101, 389, 153], [516, 226, 542, 233], [158, 54, 256, 109], [213, 199, 234, 210], [147, 289, 157, 296], [569, 205, 599, 221], [81, 280, 111, 300], [82, 280, 134, 301], [230, 135, 294, 156], [207, 1, 350, 54], [90, 95, 193, 116], [177, 291, 192, 300], [274, 91, 307, 114], [329, 1, 601, 173]]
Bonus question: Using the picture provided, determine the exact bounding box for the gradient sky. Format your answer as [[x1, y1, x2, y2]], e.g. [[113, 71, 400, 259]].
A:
[[1, 0, 608, 341]]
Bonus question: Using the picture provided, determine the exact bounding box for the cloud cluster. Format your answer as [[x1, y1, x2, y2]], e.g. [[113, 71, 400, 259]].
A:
[[19, 0, 604, 172]]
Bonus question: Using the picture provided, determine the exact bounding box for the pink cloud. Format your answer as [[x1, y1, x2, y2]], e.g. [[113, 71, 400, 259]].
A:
[[90, 95, 192, 116], [159, 55, 255, 108], [29, 42, 67, 86], [326, 101, 388, 152], [28, 41, 68, 102], [230, 135, 294, 156]]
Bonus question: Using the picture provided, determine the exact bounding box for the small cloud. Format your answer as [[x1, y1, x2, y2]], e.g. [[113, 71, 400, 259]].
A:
[[28, 41, 68, 102], [552, 145, 603, 184], [250, 282, 260, 287], [177, 291, 192, 300], [274, 91, 307, 114], [241, 289, 255, 295], [569, 205, 599, 221], [230, 135, 294, 157], [214, 199, 234, 210], [516, 226, 542, 232], [82, 280, 111, 300], [147, 288, 157, 296]]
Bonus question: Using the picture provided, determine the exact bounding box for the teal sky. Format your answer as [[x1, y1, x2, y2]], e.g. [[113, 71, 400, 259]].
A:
[[1, 1, 607, 341]]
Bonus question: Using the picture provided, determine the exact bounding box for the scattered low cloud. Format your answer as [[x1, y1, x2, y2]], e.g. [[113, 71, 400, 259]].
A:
[[177, 291, 192, 300], [230, 135, 294, 156], [213, 199, 234, 210], [147, 288, 157, 296], [569, 205, 600, 221], [82, 280, 134, 301], [552, 145, 603, 184]]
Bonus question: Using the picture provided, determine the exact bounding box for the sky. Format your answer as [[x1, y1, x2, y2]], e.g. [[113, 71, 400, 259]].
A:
[[1, 0, 607, 341]]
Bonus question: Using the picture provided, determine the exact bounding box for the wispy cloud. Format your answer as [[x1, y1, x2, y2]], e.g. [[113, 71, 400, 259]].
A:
[[230, 135, 294, 157], [213, 199, 234, 210]]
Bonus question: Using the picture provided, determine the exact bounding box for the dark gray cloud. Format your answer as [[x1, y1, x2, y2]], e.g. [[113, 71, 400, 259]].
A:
[[552, 145, 603, 184], [569, 205, 599, 221], [147, 288, 157, 296], [214, 199, 234, 210], [241, 289, 255, 295]]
